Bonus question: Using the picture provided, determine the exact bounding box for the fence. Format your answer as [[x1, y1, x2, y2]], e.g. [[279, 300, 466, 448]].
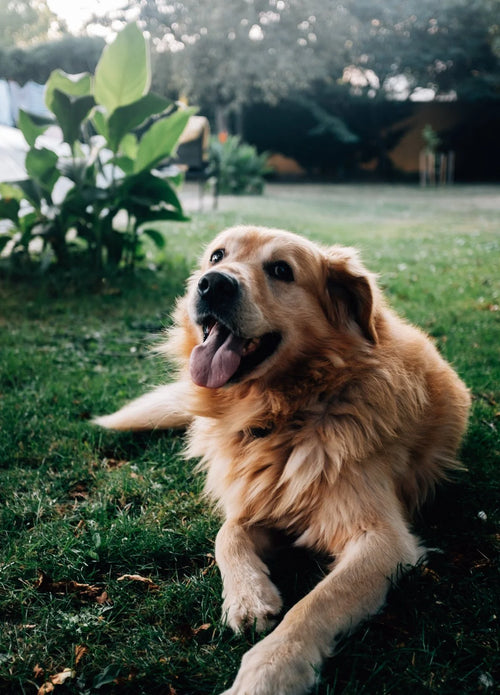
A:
[[419, 150, 455, 186]]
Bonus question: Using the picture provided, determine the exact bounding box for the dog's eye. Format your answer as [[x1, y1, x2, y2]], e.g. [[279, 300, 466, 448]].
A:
[[265, 261, 294, 283], [210, 248, 225, 264]]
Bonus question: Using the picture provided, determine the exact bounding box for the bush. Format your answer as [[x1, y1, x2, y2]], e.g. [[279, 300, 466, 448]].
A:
[[0, 23, 195, 275], [208, 134, 271, 195]]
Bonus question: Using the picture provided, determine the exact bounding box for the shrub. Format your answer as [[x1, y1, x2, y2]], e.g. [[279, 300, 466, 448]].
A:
[[208, 134, 271, 195], [0, 23, 195, 275]]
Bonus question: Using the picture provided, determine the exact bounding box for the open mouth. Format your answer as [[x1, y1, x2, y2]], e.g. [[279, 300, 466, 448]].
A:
[[189, 317, 281, 389]]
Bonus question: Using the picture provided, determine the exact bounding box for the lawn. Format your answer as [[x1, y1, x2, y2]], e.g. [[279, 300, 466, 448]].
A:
[[0, 183, 498, 694]]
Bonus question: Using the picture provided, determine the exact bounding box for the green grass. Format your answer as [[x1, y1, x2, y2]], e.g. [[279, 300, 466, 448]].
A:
[[1, 184, 499, 694]]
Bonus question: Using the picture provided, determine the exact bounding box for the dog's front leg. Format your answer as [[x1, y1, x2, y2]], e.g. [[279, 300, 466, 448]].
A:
[[93, 381, 194, 431], [216, 520, 283, 633], [220, 517, 422, 695]]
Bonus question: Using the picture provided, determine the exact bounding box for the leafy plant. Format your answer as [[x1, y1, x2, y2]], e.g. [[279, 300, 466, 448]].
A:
[[422, 124, 442, 154], [0, 23, 195, 274], [208, 134, 271, 195]]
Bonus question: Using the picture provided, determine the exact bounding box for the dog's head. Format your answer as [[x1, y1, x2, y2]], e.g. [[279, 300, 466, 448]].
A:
[[185, 226, 379, 389]]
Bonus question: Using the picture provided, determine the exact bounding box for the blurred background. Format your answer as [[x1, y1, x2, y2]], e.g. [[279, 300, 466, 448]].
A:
[[1, 0, 499, 183]]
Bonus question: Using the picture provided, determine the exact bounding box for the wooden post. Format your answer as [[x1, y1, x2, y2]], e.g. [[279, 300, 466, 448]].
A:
[[439, 153, 446, 185], [447, 151, 455, 184], [428, 152, 436, 186], [419, 151, 427, 186]]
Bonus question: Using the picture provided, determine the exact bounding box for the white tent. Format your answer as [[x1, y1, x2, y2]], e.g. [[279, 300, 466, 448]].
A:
[[0, 125, 28, 181]]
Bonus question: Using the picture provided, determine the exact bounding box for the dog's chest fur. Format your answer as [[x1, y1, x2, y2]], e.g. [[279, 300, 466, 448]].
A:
[[185, 382, 403, 555]]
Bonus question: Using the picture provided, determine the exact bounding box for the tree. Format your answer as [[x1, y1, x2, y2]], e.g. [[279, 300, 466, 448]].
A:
[[0, 0, 64, 48], [0, 35, 105, 84], [101, 0, 349, 130], [102, 0, 499, 133], [344, 0, 500, 101]]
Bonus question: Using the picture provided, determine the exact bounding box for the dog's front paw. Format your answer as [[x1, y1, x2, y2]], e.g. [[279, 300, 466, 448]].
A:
[[222, 574, 283, 633], [220, 631, 318, 695]]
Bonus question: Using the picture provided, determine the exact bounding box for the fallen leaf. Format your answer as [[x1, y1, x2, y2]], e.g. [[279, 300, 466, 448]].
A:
[[172, 622, 211, 643], [35, 571, 106, 602], [33, 664, 44, 679], [113, 667, 138, 686], [117, 574, 159, 590], [74, 645, 88, 666], [420, 566, 441, 582], [102, 457, 129, 469], [37, 668, 75, 694], [74, 519, 86, 536], [96, 590, 110, 605], [68, 482, 89, 500], [202, 553, 216, 576], [50, 669, 75, 685], [192, 623, 211, 636]]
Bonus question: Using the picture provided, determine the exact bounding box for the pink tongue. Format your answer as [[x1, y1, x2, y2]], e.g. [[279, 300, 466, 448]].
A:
[[190, 323, 247, 388]]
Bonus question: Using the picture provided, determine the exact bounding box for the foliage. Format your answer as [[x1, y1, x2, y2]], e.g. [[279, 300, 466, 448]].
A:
[[0, 23, 194, 275], [422, 124, 442, 153], [0, 35, 105, 85], [0, 184, 498, 694], [0, 0, 63, 49], [245, 93, 414, 179], [208, 135, 271, 195], [111, 0, 500, 127]]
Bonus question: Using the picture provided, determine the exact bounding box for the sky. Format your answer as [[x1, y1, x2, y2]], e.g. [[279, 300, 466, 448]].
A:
[[47, 0, 128, 33]]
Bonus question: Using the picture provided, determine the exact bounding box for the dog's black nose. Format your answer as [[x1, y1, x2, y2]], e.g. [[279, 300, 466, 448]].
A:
[[197, 271, 239, 300]]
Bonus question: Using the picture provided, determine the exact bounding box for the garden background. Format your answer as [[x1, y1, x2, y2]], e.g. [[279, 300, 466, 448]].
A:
[[0, 2, 499, 694]]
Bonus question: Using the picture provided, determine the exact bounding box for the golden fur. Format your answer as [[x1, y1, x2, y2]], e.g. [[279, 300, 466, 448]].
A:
[[96, 226, 470, 695]]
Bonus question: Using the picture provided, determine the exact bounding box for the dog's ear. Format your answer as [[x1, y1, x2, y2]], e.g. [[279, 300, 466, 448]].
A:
[[324, 247, 378, 344]]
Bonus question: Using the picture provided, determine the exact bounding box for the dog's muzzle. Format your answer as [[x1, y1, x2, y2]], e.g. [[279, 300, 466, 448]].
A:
[[189, 270, 281, 389]]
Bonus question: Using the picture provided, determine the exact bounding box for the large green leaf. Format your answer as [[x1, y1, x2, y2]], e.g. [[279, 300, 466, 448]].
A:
[[25, 148, 59, 194], [50, 90, 96, 148], [45, 70, 92, 113], [0, 235, 12, 253], [92, 107, 109, 140], [17, 110, 50, 147], [141, 227, 166, 249], [0, 198, 20, 224], [10, 179, 42, 210], [107, 93, 171, 152], [133, 107, 196, 174], [119, 134, 138, 160], [124, 171, 184, 212], [0, 183, 24, 202], [115, 171, 187, 224], [131, 207, 188, 223], [94, 23, 150, 115], [18, 211, 39, 243], [112, 155, 134, 175]]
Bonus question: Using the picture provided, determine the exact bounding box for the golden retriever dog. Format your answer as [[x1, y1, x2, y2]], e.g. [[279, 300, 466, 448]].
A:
[[95, 225, 470, 695]]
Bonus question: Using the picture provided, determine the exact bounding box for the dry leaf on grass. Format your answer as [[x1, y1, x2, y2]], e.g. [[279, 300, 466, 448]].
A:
[[68, 482, 89, 500], [37, 668, 75, 694], [117, 574, 160, 590], [35, 571, 110, 604], [202, 553, 216, 576], [74, 645, 88, 666], [192, 622, 211, 636], [102, 457, 129, 469], [172, 622, 211, 643]]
